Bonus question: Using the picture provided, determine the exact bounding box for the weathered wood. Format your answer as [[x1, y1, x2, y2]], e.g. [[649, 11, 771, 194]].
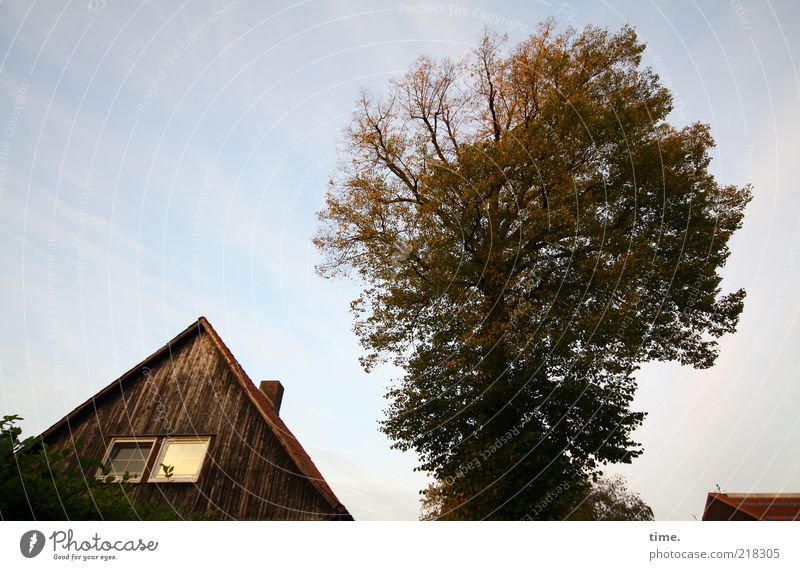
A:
[[42, 323, 346, 520]]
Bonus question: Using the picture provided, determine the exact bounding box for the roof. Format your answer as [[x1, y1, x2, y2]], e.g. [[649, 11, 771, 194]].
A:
[[39, 316, 351, 519], [703, 493, 800, 521]]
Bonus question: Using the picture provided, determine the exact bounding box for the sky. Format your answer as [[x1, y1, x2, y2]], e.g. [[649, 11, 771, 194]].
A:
[[0, 0, 798, 521]]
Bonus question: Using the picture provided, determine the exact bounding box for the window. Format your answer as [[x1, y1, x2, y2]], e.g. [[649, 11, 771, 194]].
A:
[[149, 437, 210, 483], [99, 438, 156, 482], [97, 435, 212, 483]]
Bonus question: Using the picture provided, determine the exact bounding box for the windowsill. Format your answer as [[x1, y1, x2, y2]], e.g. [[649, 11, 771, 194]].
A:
[[95, 474, 145, 483]]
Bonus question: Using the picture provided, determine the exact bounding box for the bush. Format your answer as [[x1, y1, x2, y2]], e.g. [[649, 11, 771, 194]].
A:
[[0, 414, 178, 520]]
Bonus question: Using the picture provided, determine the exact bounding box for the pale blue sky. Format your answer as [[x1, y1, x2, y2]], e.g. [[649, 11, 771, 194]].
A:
[[1, 0, 798, 520]]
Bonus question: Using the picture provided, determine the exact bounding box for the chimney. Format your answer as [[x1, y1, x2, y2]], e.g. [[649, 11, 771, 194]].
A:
[[259, 380, 284, 415]]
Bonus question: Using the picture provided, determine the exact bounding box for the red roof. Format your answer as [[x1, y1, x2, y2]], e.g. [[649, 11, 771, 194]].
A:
[[703, 493, 800, 521], [40, 316, 351, 519]]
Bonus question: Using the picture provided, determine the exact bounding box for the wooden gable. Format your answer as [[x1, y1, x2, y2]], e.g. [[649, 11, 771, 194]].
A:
[[40, 318, 351, 520]]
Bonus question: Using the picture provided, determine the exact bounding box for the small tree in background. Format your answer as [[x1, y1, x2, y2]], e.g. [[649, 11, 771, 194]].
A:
[[568, 475, 654, 520], [423, 473, 652, 520], [315, 22, 751, 519]]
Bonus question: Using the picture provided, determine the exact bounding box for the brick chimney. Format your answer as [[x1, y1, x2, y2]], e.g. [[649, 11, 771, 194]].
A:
[[259, 380, 284, 415]]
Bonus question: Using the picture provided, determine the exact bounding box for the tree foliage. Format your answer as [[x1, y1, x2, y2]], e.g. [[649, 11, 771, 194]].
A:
[[568, 474, 654, 520], [0, 415, 178, 520], [315, 23, 751, 519], [423, 473, 652, 520]]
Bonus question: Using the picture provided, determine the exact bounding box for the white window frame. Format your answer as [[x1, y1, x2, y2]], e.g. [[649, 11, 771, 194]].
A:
[[97, 437, 157, 483], [148, 436, 210, 483]]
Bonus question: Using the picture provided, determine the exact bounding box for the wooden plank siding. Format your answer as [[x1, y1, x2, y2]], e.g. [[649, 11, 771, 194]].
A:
[[40, 320, 349, 520]]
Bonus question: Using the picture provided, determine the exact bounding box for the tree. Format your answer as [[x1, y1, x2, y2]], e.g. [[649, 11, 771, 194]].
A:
[[314, 23, 751, 520], [0, 414, 178, 520], [568, 474, 654, 520], [423, 473, 652, 521]]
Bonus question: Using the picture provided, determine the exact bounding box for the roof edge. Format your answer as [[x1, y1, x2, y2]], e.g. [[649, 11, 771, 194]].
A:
[[38, 318, 204, 442], [196, 317, 349, 514], [705, 493, 761, 520]]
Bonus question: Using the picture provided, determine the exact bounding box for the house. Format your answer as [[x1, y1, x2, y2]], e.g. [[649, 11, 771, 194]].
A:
[[702, 493, 800, 521], [38, 316, 352, 520]]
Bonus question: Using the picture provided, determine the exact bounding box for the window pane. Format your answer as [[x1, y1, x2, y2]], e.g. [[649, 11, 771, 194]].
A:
[[108, 442, 152, 478], [159, 441, 207, 478]]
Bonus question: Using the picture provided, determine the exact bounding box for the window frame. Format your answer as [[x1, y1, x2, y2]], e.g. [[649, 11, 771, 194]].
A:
[[147, 436, 211, 483], [97, 437, 157, 483]]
